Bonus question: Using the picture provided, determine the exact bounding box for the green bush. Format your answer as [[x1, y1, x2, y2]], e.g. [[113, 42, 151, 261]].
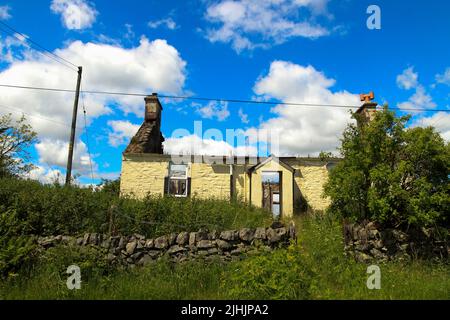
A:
[[324, 107, 450, 228], [0, 177, 270, 279], [0, 177, 271, 239], [0, 209, 37, 277], [223, 244, 314, 299]]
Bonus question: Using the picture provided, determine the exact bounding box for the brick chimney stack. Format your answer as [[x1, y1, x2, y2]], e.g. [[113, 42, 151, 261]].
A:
[[145, 93, 163, 123], [355, 91, 377, 125], [124, 93, 164, 154]]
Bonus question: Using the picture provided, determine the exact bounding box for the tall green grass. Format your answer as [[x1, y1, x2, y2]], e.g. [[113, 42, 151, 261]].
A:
[[1, 213, 448, 300], [296, 213, 450, 299], [0, 177, 271, 277]]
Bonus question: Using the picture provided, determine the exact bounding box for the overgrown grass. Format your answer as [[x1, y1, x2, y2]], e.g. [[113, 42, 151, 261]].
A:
[[0, 177, 271, 277], [1, 213, 448, 300], [296, 212, 450, 299], [0, 246, 227, 300]]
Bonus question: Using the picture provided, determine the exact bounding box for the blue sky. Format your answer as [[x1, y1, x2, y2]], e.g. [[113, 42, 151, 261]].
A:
[[0, 0, 449, 185]]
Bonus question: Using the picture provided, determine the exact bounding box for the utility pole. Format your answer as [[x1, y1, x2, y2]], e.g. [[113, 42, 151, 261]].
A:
[[65, 66, 83, 186]]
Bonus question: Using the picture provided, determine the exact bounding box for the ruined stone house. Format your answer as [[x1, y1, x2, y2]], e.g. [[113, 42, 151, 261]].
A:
[[120, 93, 377, 218]]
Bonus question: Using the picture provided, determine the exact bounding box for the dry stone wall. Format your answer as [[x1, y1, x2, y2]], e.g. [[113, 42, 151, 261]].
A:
[[344, 221, 449, 263], [37, 222, 296, 267]]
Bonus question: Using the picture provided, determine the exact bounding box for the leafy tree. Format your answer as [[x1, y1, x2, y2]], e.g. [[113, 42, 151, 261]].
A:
[[319, 151, 333, 162], [324, 106, 449, 228], [0, 114, 37, 178], [97, 178, 121, 196]]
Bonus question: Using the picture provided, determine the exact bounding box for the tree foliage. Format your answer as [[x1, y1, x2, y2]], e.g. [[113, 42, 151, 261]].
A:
[[0, 114, 37, 178], [324, 107, 449, 228]]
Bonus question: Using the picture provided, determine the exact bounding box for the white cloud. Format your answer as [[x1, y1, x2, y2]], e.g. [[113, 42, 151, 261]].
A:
[[164, 134, 257, 156], [24, 165, 65, 184], [436, 67, 450, 86], [107, 120, 140, 147], [148, 18, 177, 30], [412, 112, 450, 141], [50, 0, 98, 30], [396, 67, 418, 90], [0, 5, 11, 20], [238, 108, 249, 124], [195, 101, 230, 121], [0, 36, 187, 179], [35, 139, 94, 174], [0, 33, 29, 63], [397, 85, 436, 111], [0, 37, 186, 138], [204, 0, 331, 53], [248, 60, 360, 156]]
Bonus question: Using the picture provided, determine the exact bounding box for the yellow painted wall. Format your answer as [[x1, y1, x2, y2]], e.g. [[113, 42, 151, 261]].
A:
[[120, 154, 168, 198], [233, 164, 249, 202], [121, 155, 231, 200], [291, 163, 331, 212], [190, 163, 231, 199], [250, 160, 294, 218], [121, 154, 332, 214]]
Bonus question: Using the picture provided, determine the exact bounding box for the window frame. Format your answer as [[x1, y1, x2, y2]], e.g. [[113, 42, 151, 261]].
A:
[[167, 163, 189, 197]]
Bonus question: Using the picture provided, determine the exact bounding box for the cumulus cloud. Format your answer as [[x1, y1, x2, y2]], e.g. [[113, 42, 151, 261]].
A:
[[0, 5, 11, 20], [396, 67, 418, 90], [24, 165, 65, 184], [164, 134, 257, 156], [107, 120, 140, 147], [148, 18, 177, 30], [412, 112, 450, 141], [50, 0, 98, 30], [0, 36, 187, 177], [397, 85, 436, 111], [204, 0, 331, 52], [396, 67, 436, 111], [194, 101, 230, 121], [436, 67, 450, 86], [35, 139, 95, 173], [0, 33, 29, 63], [247, 60, 360, 156]]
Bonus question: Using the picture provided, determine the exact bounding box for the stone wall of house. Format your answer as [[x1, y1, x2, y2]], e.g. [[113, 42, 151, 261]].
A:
[[190, 163, 231, 199], [344, 221, 449, 263], [120, 154, 168, 198], [292, 164, 331, 212], [36, 223, 296, 267]]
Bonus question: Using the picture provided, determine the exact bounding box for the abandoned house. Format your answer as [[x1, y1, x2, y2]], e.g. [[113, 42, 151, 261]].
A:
[[120, 93, 377, 218]]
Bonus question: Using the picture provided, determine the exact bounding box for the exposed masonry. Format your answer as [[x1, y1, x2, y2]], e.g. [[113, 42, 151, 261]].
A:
[[344, 221, 449, 263], [37, 222, 297, 266]]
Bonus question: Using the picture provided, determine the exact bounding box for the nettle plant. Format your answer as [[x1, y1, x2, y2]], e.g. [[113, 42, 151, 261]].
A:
[[324, 107, 449, 228]]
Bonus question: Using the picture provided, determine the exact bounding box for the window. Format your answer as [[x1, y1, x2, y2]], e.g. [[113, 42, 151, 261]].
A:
[[167, 163, 189, 197]]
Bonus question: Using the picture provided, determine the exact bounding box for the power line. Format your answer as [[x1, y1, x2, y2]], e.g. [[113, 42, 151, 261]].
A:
[[0, 104, 81, 129], [0, 21, 78, 71], [0, 83, 449, 112], [80, 83, 95, 185]]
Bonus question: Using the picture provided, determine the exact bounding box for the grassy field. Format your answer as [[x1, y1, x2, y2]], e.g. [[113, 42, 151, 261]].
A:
[[1, 213, 448, 300]]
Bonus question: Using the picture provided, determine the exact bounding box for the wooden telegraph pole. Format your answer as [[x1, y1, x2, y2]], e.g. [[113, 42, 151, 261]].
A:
[[65, 66, 83, 185]]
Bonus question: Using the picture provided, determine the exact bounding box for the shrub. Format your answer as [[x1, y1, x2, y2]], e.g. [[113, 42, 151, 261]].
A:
[[0, 209, 37, 277], [0, 177, 271, 238], [223, 244, 314, 300], [324, 107, 450, 228]]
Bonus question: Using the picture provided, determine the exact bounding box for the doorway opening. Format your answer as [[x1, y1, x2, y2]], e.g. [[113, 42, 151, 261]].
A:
[[262, 171, 282, 219]]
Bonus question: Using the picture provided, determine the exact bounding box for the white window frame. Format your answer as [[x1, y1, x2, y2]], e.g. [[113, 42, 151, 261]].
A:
[[168, 163, 189, 197]]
